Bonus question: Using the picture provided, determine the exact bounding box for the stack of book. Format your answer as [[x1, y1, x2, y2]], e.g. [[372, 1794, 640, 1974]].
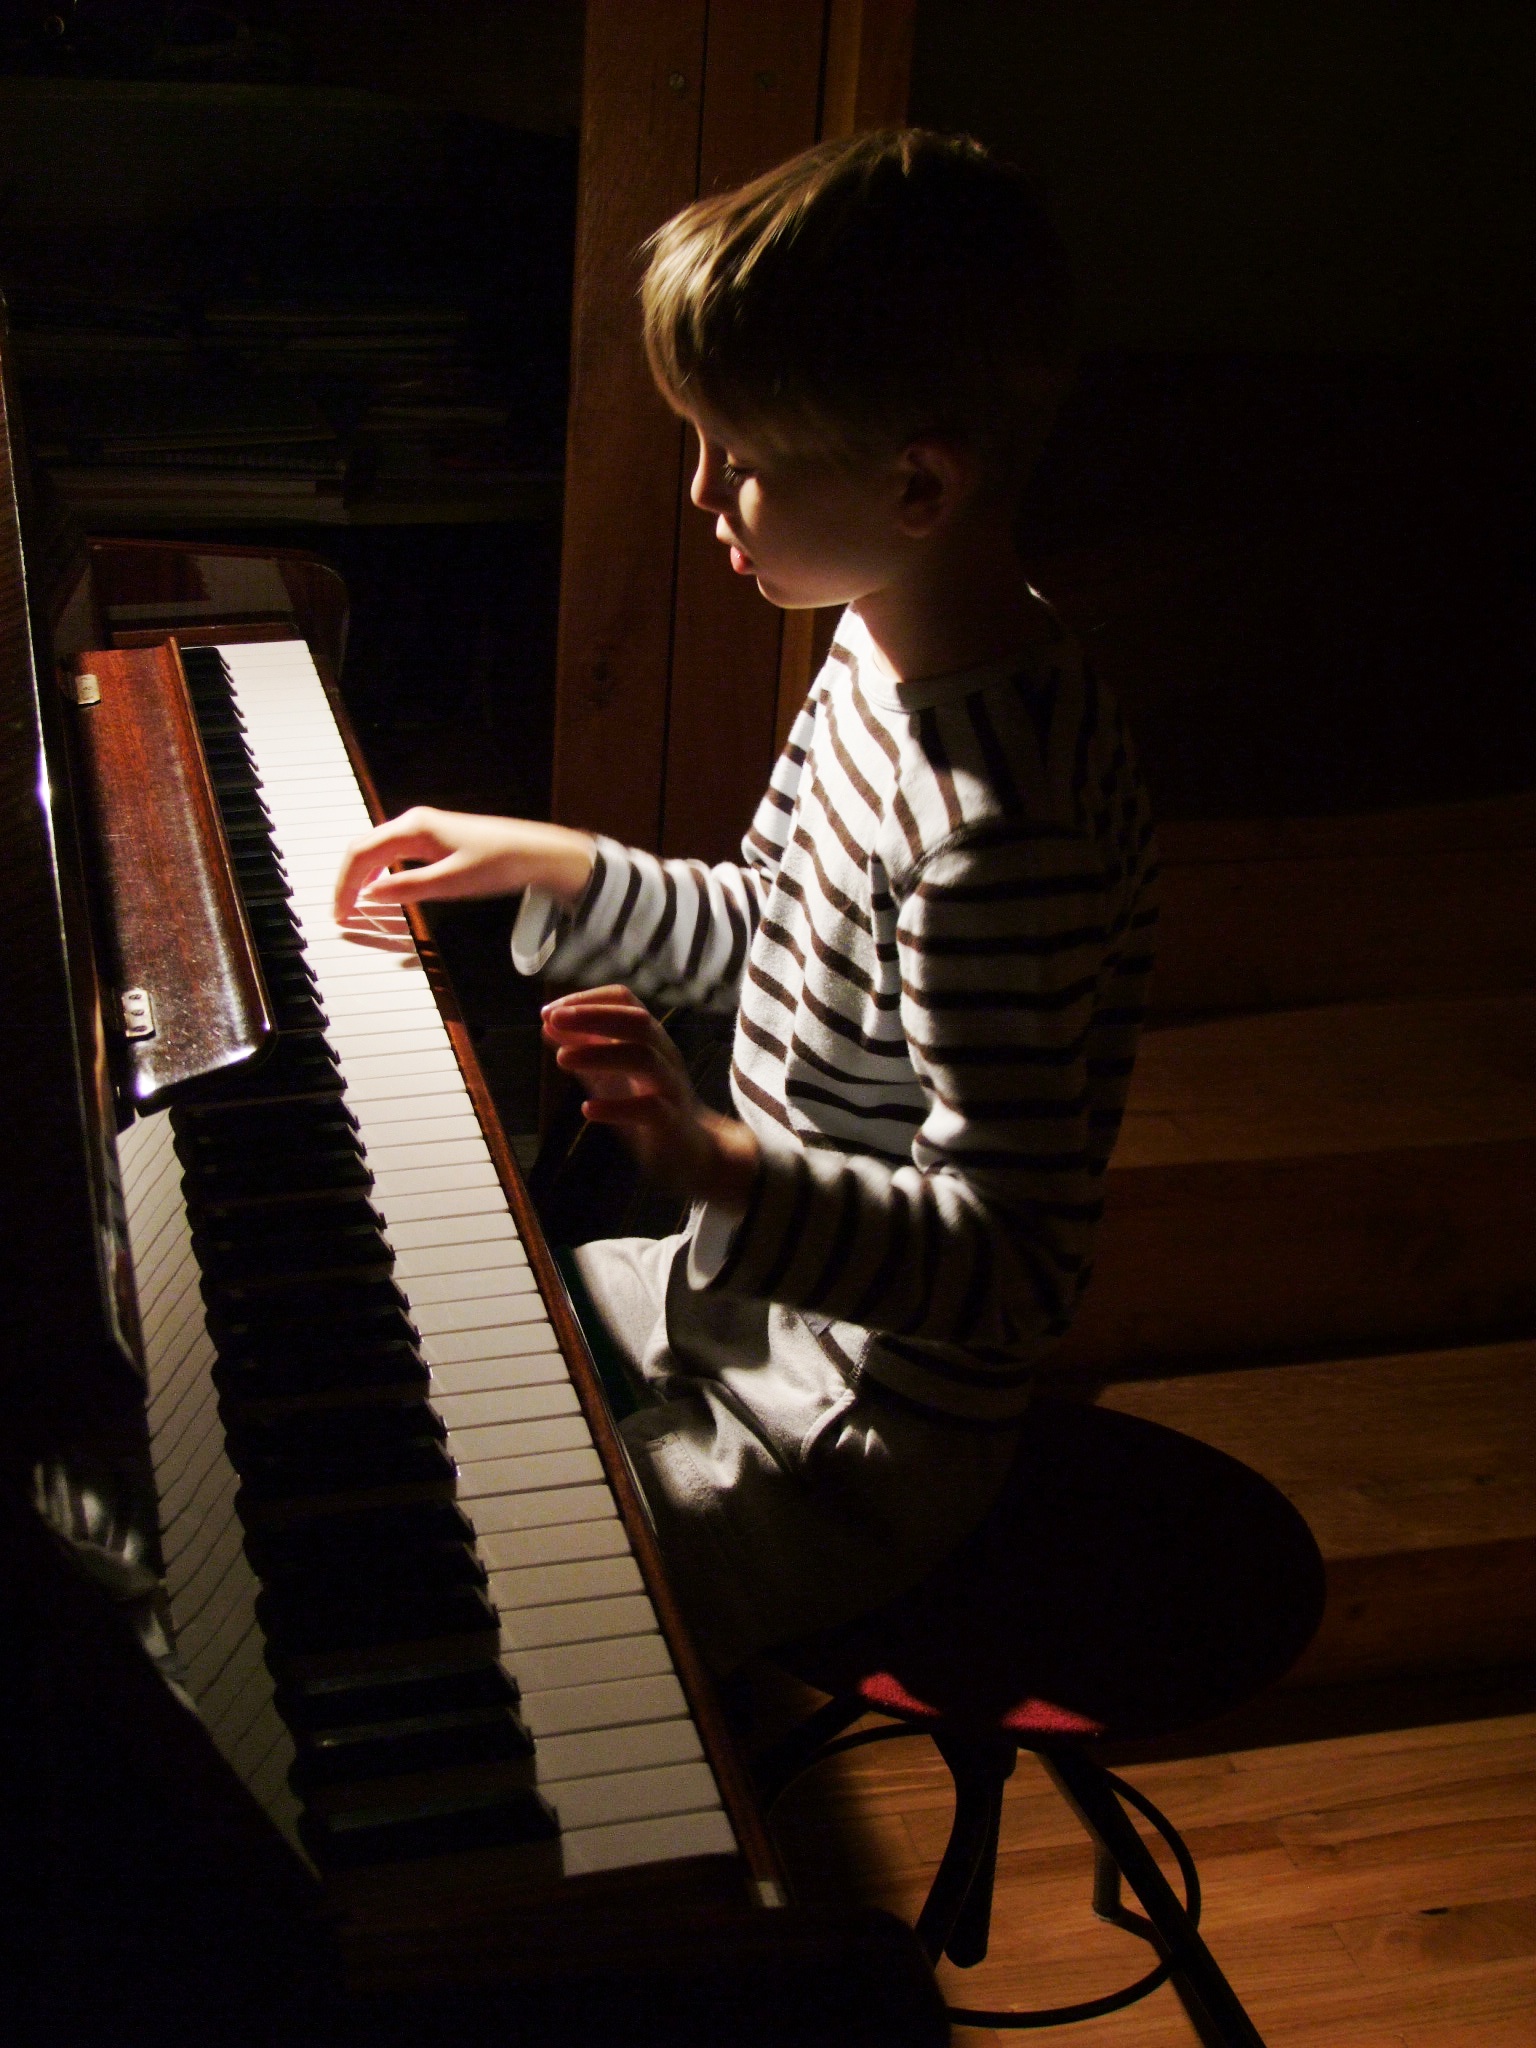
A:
[[26, 373, 349, 526], [5, 168, 572, 528]]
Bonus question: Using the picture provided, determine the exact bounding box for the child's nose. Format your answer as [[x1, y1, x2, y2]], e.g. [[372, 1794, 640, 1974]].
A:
[[691, 448, 730, 514], [690, 458, 719, 512]]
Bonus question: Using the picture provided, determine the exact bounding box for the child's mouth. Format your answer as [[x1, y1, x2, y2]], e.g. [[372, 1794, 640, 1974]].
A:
[[729, 545, 754, 576]]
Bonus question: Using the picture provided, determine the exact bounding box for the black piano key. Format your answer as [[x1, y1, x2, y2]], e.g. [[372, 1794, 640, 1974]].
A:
[[190, 1031, 344, 1105], [264, 958, 325, 1005], [231, 1439, 455, 1498], [246, 1500, 478, 1583], [260, 980, 329, 1035], [204, 1275, 412, 1352], [252, 1535, 488, 1609], [298, 1785, 559, 1870], [178, 1096, 360, 1146], [276, 1657, 519, 1736], [213, 790, 273, 833], [203, 747, 260, 786], [290, 1712, 533, 1789], [227, 1395, 446, 1462], [230, 850, 291, 905], [192, 1209, 392, 1287], [223, 817, 284, 854], [183, 1142, 372, 1204], [212, 1332, 425, 1400], [244, 900, 302, 947], [257, 1537, 488, 1607], [257, 1581, 496, 1655]]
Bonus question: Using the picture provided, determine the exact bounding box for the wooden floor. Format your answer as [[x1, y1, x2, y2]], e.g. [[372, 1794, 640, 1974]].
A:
[[762, 1706, 1536, 2046]]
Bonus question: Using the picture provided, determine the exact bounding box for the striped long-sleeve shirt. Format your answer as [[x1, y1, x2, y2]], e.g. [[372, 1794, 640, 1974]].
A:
[[513, 606, 1158, 1421]]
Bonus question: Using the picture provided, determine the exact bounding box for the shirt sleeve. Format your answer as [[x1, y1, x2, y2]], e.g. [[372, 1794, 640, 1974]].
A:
[[510, 678, 821, 1007], [695, 822, 1134, 1353], [511, 835, 772, 1012]]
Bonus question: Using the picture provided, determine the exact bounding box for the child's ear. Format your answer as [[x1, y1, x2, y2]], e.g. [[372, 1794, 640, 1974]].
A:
[[894, 439, 976, 539]]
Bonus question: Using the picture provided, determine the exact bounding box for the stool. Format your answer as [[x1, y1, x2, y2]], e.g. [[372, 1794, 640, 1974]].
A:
[[757, 1399, 1326, 2041]]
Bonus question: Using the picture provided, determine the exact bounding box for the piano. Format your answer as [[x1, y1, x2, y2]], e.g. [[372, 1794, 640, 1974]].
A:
[[0, 310, 943, 2045]]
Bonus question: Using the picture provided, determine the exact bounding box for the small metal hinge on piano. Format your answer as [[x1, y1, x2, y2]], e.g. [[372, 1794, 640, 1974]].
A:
[[74, 672, 102, 706], [120, 987, 156, 1039]]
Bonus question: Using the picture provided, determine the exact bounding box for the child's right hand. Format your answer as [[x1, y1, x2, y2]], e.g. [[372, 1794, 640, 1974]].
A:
[[333, 806, 596, 924]]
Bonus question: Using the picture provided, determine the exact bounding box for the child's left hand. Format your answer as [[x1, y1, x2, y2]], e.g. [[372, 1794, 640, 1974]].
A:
[[541, 986, 760, 1213]]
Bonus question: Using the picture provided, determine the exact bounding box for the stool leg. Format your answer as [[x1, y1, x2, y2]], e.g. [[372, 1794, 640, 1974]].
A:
[[1042, 1748, 1268, 2048], [1091, 1837, 1123, 1920], [752, 1691, 869, 1808], [916, 1733, 1016, 1969], [943, 1771, 1006, 1967]]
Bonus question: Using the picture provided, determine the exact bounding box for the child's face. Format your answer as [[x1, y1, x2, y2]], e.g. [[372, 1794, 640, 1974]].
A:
[[681, 404, 910, 611]]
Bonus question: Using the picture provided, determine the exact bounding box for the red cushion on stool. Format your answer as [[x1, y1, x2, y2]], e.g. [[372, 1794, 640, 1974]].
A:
[[860, 1668, 1103, 1738], [777, 1400, 1325, 1745]]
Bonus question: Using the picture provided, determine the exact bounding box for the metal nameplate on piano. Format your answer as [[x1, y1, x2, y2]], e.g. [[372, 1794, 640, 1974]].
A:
[[120, 986, 155, 1039]]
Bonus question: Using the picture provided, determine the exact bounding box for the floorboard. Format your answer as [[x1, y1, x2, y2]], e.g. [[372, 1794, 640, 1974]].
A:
[[758, 1705, 1536, 2043]]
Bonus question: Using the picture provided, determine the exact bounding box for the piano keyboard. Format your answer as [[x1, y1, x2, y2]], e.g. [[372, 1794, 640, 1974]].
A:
[[117, 636, 736, 1880]]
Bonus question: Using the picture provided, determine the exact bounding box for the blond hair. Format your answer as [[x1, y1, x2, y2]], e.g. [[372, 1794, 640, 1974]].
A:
[[641, 128, 1072, 487]]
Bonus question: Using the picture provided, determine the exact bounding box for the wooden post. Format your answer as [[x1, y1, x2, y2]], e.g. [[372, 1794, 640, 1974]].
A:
[[553, 0, 915, 861], [771, 0, 917, 758], [551, 0, 707, 854]]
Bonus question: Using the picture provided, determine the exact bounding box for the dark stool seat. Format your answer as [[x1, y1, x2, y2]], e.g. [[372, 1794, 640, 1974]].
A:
[[760, 1399, 1326, 2041]]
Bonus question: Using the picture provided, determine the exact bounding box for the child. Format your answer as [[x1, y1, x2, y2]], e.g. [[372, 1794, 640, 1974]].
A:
[[334, 130, 1158, 1673]]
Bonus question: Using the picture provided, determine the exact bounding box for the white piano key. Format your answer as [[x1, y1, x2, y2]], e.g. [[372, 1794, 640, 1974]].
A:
[[429, 1351, 569, 1398], [174, 1548, 258, 1657], [405, 1265, 539, 1305], [342, 1136, 490, 1174], [547, 1760, 720, 1833], [335, 1045, 463, 1081], [345, 1106, 486, 1144], [477, 1517, 632, 1575], [167, 1513, 248, 1629], [410, 1289, 551, 1334], [519, 1672, 689, 1738], [561, 1809, 737, 1877], [498, 1595, 657, 1654], [424, 1322, 566, 1365], [512, 1634, 672, 1695], [535, 1717, 702, 1785], [434, 1382, 580, 1431], [451, 1414, 593, 1464], [373, 1185, 511, 1226], [160, 1463, 241, 1569], [467, 1482, 618, 1536], [158, 1423, 238, 1534], [396, 1225, 527, 1268], [454, 1446, 605, 1498], [345, 1071, 472, 1109], [324, 1020, 452, 1054], [370, 1165, 504, 1206], [486, 1553, 642, 1608]]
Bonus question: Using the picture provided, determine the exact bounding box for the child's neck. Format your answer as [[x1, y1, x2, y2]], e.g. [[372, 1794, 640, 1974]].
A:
[[851, 505, 1052, 686]]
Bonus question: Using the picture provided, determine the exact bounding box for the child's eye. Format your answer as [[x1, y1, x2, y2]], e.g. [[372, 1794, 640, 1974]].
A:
[[719, 461, 753, 488]]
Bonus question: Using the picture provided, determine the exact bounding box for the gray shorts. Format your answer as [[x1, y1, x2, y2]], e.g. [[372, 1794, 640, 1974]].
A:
[[573, 1232, 1020, 1673]]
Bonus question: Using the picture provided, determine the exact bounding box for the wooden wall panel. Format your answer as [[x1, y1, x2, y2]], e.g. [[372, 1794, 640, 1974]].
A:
[[770, 0, 917, 759], [550, 0, 706, 850], [557, 0, 913, 860], [824, 0, 918, 136], [660, 0, 827, 858]]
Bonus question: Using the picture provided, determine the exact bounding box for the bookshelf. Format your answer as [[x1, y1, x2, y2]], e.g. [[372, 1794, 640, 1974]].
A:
[[0, 67, 574, 531]]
